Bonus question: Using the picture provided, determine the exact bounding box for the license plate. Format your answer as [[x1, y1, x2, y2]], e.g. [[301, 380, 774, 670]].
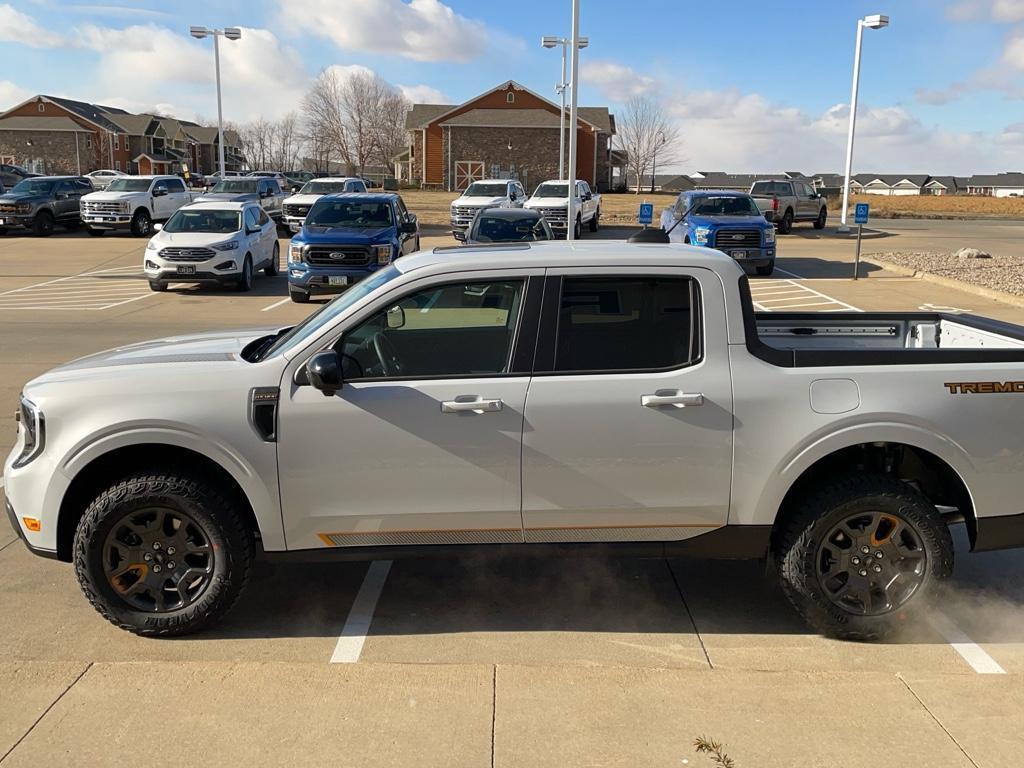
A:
[[328, 276, 349, 287], [176, 265, 196, 275], [731, 250, 748, 259]]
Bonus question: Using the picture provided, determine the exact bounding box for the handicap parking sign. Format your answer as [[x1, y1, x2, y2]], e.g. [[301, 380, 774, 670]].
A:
[[854, 202, 870, 224], [638, 202, 654, 225]]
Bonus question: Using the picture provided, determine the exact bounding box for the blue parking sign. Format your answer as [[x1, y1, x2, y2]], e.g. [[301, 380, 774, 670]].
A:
[[638, 202, 654, 225], [854, 202, 870, 224]]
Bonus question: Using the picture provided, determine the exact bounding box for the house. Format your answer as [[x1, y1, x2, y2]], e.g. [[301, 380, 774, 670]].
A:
[[627, 173, 695, 193], [404, 80, 620, 192], [689, 172, 760, 191], [965, 172, 1024, 197], [855, 174, 932, 196]]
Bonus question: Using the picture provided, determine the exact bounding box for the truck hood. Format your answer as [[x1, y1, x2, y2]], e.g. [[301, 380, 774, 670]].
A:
[[151, 231, 240, 247], [525, 197, 569, 208], [283, 194, 322, 206], [452, 196, 506, 207], [82, 191, 146, 202], [299, 225, 393, 243], [0, 192, 46, 204], [687, 214, 770, 227], [194, 192, 259, 203], [28, 327, 280, 385]]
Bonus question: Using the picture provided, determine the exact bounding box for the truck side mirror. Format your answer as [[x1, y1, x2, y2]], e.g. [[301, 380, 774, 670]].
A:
[[306, 350, 342, 396]]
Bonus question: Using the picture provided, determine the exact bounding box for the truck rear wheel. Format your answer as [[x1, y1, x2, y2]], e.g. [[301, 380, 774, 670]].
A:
[[778, 209, 794, 234], [773, 474, 952, 641], [72, 471, 254, 637]]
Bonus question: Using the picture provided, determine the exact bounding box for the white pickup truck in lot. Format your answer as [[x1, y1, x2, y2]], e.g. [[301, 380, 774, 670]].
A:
[[749, 178, 828, 233], [449, 179, 527, 233], [7, 243, 1024, 639], [524, 179, 600, 238], [81, 175, 197, 237]]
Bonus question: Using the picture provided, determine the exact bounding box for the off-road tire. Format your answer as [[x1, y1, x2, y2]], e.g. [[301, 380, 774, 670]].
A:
[[32, 211, 54, 237], [264, 242, 279, 277], [130, 209, 152, 237], [588, 208, 600, 232], [778, 209, 794, 235], [814, 207, 827, 230], [773, 474, 953, 641], [73, 472, 254, 637]]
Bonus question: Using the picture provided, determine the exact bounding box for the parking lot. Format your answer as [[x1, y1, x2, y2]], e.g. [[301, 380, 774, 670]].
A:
[[3, 219, 1024, 767]]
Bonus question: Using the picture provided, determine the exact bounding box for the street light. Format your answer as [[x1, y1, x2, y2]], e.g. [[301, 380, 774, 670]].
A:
[[838, 13, 889, 233], [541, 34, 588, 181], [189, 25, 242, 177]]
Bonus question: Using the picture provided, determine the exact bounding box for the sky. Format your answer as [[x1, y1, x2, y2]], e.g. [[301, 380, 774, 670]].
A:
[[1, 0, 1023, 174]]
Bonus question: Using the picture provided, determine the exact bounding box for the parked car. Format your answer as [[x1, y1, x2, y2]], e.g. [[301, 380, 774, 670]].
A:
[[0, 163, 40, 189], [283, 177, 368, 232], [246, 170, 290, 190], [287, 192, 419, 303], [81, 175, 196, 237], [659, 190, 776, 275], [449, 179, 526, 233], [750, 179, 827, 233], [195, 177, 286, 231], [143, 202, 278, 292], [454, 207, 553, 244], [0, 176, 93, 236], [206, 171, 245, 183], [9, 240, 1024, 638], [84, 169, 127, 190], [524, 179, 600, 239]]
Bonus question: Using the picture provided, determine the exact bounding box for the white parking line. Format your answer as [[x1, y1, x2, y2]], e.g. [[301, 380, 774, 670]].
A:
[[329, 559, 392, 664], [929, 611, 1006, 674], [261, 297, 291, 312], [0, 266, 156, 311], [749, 277, 860, 313]]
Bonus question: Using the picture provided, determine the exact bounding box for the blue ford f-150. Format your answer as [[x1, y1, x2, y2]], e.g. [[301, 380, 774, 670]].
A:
[[287, 192, 420, 302], [660, 190, 776, 275]]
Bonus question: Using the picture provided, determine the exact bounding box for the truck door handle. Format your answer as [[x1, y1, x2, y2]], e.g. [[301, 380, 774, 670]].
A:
[[441, 397, 503, 413], [641, 390, 704, 408]]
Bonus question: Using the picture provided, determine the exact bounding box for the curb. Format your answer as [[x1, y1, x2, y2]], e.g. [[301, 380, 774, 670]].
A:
[[861, 255, 1024, 309]]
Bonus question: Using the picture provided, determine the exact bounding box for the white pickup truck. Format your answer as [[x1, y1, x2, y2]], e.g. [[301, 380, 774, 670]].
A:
[[282, 177, 367, 232], [524, 179, 600, 238], [749, 178, 828, 233], [7, 242, 1024, 639], [449, 179, 527, 234], [81, 175, 197, 237]]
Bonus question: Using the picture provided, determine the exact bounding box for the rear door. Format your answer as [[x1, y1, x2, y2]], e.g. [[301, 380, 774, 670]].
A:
[[521, 267, 734, 541], [53, 179, 80, 223]]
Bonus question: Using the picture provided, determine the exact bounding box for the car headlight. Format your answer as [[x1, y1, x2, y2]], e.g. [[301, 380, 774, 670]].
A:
[[289, 244, 304, 263], [693, 227, 710, 245], [764, 227, 775, 244], [13, 396, 44, 469], [145, 240, 158, 251], [375, 245, 392, 265], [212, 240, 239, 251]]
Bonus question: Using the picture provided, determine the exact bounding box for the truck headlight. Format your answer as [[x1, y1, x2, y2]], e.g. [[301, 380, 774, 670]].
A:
[[13, 396, 44, 469], [16, 203, 32, 214], [289, 244, 304, 263], [693, 227, 710, 245], [375, 245, 392, 265], [120, 202, 131, 213], [212, 240, 239, 251], [764, 227, 775, 244]]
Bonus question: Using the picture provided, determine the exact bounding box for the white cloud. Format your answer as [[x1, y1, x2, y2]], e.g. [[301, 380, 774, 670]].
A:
[[948, 0, 1024, 22], [917, 26, 1024, 102], [996, 121, 1024, 144], [277, 0, 488, 62], [0, 3, 66, 47], [397, 83, 448, 104], [0, 79, 31, 111], [582, 60, 657, 102]]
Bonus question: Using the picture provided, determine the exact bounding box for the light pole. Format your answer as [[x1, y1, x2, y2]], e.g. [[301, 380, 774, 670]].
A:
[[189, 25, 242, 178], [565, 0, 583, 241], [542, 34, 588, 181], [838, 13, 889, 233]]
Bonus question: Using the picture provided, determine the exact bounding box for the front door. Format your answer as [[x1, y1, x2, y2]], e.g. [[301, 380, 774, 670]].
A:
[[521, 267, 734, 542], [797, 182, 818, 219], [277, 273, 540, 550]]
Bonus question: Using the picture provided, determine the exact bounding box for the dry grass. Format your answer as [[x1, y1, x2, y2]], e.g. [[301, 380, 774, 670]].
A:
[[839, 194, 1024, 220]]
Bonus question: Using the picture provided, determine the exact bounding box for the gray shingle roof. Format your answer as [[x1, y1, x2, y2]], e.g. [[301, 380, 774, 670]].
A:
[[441, 109, 563, 128], [406, 104, 453, 129], [101, 112, 156, 135], [967, 172, 1024, 187], [42, 95, 125, 132], [0, 115, 92, 132]]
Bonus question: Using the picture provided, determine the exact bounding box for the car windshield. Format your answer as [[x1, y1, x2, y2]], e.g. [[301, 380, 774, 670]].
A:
[[306, 200, 393, 228], [690, 196, 761, 216], [210, 180, 259, 194], [106, 178, 155, 192], [300, 181, 352, 194], [163, 209, 241, 234], [464, 182, 508, 197], [10, 179, 55, 195], [262, 266, 402, 359], [533, 183, 568, 198], [474, 214, 551, 242]]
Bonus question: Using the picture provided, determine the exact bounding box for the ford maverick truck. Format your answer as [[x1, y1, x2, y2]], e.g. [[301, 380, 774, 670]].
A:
[[7, 242, 1024, 639]]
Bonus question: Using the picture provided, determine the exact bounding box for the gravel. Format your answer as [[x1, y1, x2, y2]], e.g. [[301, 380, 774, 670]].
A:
[[870, 250, 1024, 297]]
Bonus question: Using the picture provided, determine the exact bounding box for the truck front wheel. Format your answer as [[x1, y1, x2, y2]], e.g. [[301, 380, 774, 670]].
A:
[[72, 471, 254, 637], [814, 207, 827, 230], [573, 216, 582, 240], [130, 209, 152, 237], [588, 208, 600, 232], [773, 474, 953, 641]]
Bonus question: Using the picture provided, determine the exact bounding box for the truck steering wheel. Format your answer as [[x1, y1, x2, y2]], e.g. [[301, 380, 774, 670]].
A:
[[372, 332, 404, 377]]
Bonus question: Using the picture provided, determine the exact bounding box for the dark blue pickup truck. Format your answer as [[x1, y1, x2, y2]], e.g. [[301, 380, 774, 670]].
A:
[[287, 192, 420, 302], [660, 190, 776, 276]]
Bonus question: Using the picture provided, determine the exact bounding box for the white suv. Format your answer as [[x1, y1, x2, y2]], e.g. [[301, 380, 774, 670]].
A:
[[143, 201, 279, 292]]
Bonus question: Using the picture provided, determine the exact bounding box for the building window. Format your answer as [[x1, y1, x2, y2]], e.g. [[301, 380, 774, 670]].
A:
[[506, 91, 515, 103], [125, 137, 130, 152], [114, 134, 119, 150], [37, 103, 44, 113], [115, 160, 121, 171], [86, 135, 92, 149]]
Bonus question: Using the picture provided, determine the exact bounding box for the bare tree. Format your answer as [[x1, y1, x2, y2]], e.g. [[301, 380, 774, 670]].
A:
[[615, 96, 682, 193]]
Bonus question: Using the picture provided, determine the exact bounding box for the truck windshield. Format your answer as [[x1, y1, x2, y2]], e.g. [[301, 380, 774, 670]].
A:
[[691, 196, 760, 215], [306, 200, 393, 228], [210, 180, 259, 194], [300, 180, 351, 194], [464, 182, 509, 197], [163, 209, 241, 234], [106, 178, 157, 192], [10, 179, 55, 195], [260, 265, 403, 359], [533, 183, 568, 198]]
